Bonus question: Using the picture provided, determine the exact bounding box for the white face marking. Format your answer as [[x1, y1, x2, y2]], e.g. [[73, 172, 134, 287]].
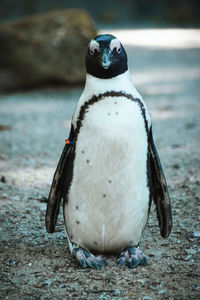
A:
[[110, 38, 121, 53], [88, 39, 100, 55]]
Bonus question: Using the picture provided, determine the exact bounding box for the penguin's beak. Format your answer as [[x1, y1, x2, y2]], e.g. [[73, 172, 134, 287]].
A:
[[101, 49, 111, 69]]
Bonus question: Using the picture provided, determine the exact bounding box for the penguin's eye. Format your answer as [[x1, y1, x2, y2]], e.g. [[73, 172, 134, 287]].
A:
[[113, 47, 121, 54], [110, 38, 121, 54], [88, 40, 100, 56]]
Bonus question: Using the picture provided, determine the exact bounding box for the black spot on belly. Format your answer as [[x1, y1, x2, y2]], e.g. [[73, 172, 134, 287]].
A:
[[81, 150, 84, 154], [94, 241, 98, 246], [86, 159, 90, 163], [108, 180, 112, 183], [115, 112, 119, 115], [107, 113, 111, 116], [103, 194, 106, 198], [76, 220, 80, 224], [114, 101, 118, 104], [71, 235, 73, 239], [76, 206, 79, 210]]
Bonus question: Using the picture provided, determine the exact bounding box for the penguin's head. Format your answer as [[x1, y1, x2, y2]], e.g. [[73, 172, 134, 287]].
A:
[[86, 34, 128, 79]]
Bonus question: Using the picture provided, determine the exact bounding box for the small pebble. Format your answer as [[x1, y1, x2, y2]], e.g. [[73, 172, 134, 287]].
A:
[[193, 231, 200, 237], [158, 289, 166, 294], [113, 290, 120, 296], [0, 176, 6, 183]]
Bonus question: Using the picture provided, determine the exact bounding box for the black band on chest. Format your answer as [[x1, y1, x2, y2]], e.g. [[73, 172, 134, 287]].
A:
[[74, 91, 149, 140]]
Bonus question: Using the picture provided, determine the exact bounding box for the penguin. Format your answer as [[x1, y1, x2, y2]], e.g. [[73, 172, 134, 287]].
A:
[[45, 34, 172, 270]]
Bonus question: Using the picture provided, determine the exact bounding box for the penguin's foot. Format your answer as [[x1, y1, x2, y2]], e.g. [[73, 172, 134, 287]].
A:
[[118, 246, 148, 269], [73, 247, 108, 270]]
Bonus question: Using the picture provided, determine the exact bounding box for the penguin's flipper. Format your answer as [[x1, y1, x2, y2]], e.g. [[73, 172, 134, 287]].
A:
[[45, 125, 75, 233], [149, 127, 172, 238]]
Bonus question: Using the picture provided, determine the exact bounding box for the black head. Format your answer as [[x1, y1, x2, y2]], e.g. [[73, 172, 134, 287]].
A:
[[86, 34, 128, 79]]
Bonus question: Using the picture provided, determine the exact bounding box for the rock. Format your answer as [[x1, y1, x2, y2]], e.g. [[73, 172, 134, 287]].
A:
[[143, 296, 152, 300], [193, 231, 200, 237], [0, 175, 7, 183], [0, 125, 12, 131], [99, 10, 118, 24], [0, 9, 97, 90]]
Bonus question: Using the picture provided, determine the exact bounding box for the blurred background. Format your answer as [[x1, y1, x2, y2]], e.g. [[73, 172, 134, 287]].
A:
[[0, 0, 200, 92], [0, 0, 199, 90], [1, 0, 200, 25]]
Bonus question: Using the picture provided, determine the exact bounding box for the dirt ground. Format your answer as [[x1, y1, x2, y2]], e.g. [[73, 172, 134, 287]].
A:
[[0, 29, 200, 299]]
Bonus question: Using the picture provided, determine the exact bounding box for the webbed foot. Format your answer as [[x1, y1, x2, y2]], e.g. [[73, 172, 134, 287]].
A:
[[118, 246, 148, 268], [73, 247, 108, 270]]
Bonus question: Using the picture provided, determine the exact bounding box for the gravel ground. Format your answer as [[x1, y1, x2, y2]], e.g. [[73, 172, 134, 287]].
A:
[[0, 29, 200, 299]]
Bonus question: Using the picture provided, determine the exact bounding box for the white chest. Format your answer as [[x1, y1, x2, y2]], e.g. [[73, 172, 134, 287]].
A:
[[64, 96, 150, 253]]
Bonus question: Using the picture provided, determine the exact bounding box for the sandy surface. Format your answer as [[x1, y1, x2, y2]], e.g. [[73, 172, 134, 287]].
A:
[[0, 28, 200, 299]]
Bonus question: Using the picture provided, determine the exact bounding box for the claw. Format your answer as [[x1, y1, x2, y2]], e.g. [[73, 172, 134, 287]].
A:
[[118, 246, 148, 269], [73, 247, 108, 270]]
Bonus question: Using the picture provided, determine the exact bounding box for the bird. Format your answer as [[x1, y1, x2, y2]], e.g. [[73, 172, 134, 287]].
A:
[[45, 34, 172, 270]]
